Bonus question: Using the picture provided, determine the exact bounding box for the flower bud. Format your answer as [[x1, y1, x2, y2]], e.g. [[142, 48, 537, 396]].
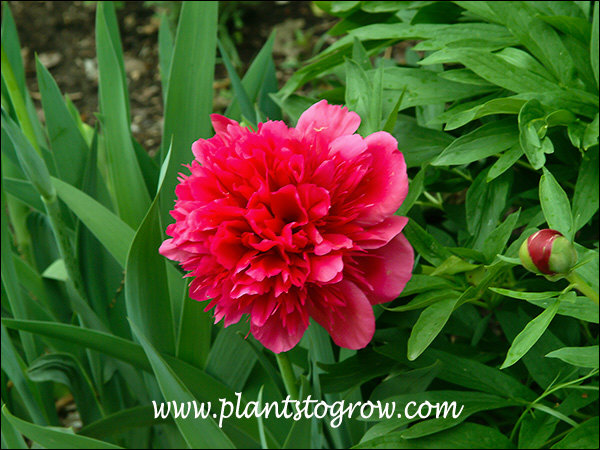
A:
[[519, 229, 577, 276]]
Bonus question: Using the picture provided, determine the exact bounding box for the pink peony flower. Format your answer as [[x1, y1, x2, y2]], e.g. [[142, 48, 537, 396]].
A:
[[160, 100, 414, 353]]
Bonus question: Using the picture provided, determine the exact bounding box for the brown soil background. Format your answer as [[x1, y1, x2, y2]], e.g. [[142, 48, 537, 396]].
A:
[[5, 1, 334, 155]]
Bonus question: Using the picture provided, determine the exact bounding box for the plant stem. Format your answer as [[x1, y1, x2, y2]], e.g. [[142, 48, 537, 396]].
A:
[[275, 352, 299, 400], [566, 272, 599, 305]]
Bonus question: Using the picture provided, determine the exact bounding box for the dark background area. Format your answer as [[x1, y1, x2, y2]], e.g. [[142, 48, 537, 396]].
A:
[[4, 1, 334, 154]]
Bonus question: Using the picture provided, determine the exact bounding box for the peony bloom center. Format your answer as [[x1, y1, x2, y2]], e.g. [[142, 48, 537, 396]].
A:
[[160, 100, 414, 353]]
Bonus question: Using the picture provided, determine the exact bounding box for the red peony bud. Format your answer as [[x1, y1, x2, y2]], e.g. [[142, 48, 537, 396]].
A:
[[519, 229, 577, 276]]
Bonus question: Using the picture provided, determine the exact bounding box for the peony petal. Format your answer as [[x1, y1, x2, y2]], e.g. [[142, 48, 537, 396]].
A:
[[251, 308, 308, 353], [159, 238, 192, 262], [295, 100, 361, 142], [357, 232, 414, 305], [328, 134, 367, 160], [211, 114, 239, 137], [353, 216, 408, 250], [309, 253, 344, 283], [308, 281, 375, 350], [356, 131, 408, 225]]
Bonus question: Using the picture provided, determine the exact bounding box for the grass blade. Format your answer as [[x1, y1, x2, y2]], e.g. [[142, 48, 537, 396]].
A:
[[160, 1, 218, 227], [131, 322, 235, 449], [96, 3, 149, 227]]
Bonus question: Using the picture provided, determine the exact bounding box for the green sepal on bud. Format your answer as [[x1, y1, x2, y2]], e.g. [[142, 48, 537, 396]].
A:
[[519, 229, 577, 277]]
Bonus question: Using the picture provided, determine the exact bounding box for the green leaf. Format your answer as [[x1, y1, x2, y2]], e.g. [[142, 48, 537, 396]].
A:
[[345, 58, 374, 134], [539, 167, 573, 239], [176, 292, 212, 369], [27, 353, 103, 425], [518, 391, 597, 450], [318, 349, 397, 393], [538, 15, 591, 43], [96, 3, 149, 228], [487, 143, 524, 181], [546, 346, 599, 369], [130, 321, 235, 449], [591, 3, 598, 88], [0, 325, 48, 425], [35, 57, 88, 188], [394, 115, 453, 167], [381, 67, 496, 110], [407, 294, 460, 361], [205, 326, 257, 391], [518, 99, 547, 169], [399, 274, 457, 298], [466, 169, 512, 250], [226, 32, 278, 120], [3, 177, 44, 212], [388, 289, 462, 314], [1, 109, 54, 199], [0, 403, 28, 449], [439, 97, 526, 131], [160, 2, 217, 227], [572, 147, 599, 231], [41, 259, 68, 281], [408, 348, 536, 400], [429, 48, 559, 94], [1, 181, 39, 364], [400, 393, 518, 439], [489, 288, 563, 301], [495, 47, 557, 81], [551, 417, 599, 449], [396, 167, 425, 216], [481, 210, 520, 262], [430, 255, 479, 276], [158, 13, 174, 104], [125, 149, 175, 355], [2, 318, 265, 445], [1, 405, 122, 449], [78, 405, 173, 439], [489, 2, 576, 86], [218, 39, 256, 126], [99, 2, 130, 121], [491, 288, 599, 323], [500, 298, 560, 369], [433, 119, 518, 166], [1, 3, 26, 96], [52, 177, 134, 268], [281, 379, 312, 449], [582, 112, 599, 150], [1, 47, 41, 152], [403, 220, 452, 266], [357, 422, 514, 449]]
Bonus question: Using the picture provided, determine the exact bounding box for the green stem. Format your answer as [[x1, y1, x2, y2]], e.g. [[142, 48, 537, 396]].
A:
[[275, 352, 299, 401], [566, 272, 599, 305]]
